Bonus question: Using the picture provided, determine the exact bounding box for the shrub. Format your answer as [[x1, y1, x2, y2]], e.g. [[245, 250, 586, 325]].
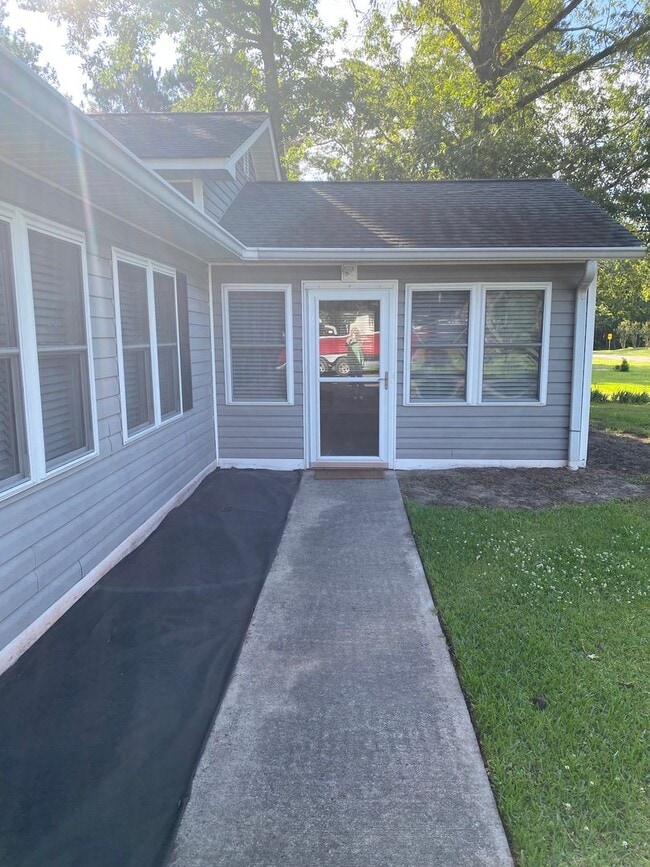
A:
[[610, 390, 650, 404], [590, 388, 608, 403], [614, 357, 630, 372]]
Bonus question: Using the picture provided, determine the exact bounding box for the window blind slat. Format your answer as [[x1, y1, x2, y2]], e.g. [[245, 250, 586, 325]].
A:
[[123, 348, 154, 433], [38, 353, 89, 466], [409, 290, 469, 402], [0, 221, 18, 350], [0, 358, 23, 486], [28, 230, 92, 465], [29, 231, 86, 347], [228, 291, 287, 402]]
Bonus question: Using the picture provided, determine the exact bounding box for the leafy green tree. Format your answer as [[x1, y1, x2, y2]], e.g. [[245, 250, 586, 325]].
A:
[[0, 0, 58, 84], [23, 0, 340, 172]]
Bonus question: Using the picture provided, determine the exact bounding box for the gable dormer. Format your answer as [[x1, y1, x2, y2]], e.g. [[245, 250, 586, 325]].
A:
[[90, 111, 281, 221]]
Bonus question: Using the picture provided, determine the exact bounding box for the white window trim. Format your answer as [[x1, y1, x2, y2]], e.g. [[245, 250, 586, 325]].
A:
[[113, 248, 183, 443], [404, 283, 478, 407], [222, 284, 294, 406], [478, 282, 552, 406], [404, 282, 552, 407], [0, 201, 99, 503]]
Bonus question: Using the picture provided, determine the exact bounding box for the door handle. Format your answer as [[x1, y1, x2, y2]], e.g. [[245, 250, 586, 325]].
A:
[[384, 370, 389, 390]]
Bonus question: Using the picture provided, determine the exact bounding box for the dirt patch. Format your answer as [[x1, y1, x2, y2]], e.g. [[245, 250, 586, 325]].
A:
[[398, 429, 650, 509]]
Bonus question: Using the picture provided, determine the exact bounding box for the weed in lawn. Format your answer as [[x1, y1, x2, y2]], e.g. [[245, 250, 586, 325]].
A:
[[407, 501, 650, 867]]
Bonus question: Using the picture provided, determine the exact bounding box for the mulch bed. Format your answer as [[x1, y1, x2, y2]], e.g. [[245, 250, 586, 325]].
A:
[[398, 429, 650, 509]]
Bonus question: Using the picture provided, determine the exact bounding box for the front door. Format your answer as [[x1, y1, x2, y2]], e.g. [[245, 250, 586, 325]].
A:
[[305, 284, 395, 466]]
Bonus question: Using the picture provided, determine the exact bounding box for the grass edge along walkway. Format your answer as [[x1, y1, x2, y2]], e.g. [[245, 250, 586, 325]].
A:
[[406, 499, 649, 867]]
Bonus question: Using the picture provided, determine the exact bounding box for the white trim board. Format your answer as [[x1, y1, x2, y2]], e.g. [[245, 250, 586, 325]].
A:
[[218, 458, 304, 470], [395, 459, 568, 469], [0, 459, 219, 677]]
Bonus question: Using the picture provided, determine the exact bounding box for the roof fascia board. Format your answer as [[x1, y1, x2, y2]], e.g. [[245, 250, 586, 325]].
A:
[[0, 47, 245, 259], [225, 119, 282, 179], [143, 157, 231, 170], [219, 245, 646, 264]]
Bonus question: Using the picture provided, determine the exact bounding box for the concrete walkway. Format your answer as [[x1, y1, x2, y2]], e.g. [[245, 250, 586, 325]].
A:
[[169, 472, 513, 867]]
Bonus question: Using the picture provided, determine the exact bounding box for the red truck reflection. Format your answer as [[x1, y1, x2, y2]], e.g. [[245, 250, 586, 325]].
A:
[[319, 331, 379, 375]]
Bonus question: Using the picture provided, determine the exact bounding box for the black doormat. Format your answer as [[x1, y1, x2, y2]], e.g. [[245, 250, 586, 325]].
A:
[[0, 469, 300, 867], [314, 469, 385, 479]]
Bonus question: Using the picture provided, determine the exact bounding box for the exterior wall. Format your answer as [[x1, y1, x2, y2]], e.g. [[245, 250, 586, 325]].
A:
[[203, 176, 243, 222], [0, 164, 214, 652], [211, 262, 582, 467]]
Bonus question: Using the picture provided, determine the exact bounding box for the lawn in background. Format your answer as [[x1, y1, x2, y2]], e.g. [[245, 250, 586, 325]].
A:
[[591, 349, 650, 437], [407, 501, 649, 867]]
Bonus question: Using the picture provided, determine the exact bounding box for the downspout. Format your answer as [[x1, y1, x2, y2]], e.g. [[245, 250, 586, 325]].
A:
[[568, 260, 597, 469]]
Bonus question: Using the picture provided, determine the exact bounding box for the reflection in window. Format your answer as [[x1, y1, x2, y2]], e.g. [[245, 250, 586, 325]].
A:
[[482, 290, 544, 402], [409, 290, 469, 402]]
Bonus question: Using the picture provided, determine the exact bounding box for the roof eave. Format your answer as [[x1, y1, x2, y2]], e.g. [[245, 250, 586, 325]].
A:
[[0, 46, 246, 261], [215, 245, 647, 264]]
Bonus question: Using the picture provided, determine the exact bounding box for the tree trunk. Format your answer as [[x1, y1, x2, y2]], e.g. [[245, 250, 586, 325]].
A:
[[257, 0, 286, 175]]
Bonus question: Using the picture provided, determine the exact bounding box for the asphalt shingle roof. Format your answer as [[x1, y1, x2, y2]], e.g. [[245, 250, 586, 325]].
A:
[[90, 112, 268, 159], [220, 180, 641, 249]]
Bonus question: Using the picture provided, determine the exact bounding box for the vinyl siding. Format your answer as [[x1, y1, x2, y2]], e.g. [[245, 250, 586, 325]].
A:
[[212, 263, 582, 466], [203, 176, 243, 222], [383, 263, 578, 463], [0, 165, 214, 651]]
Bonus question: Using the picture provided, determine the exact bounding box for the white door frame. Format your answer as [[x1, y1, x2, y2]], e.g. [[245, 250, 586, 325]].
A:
[[302, 281, 398, 468]]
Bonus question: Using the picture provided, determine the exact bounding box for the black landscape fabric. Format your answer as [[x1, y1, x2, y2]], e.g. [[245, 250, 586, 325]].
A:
[[0, 469, 300, 867]]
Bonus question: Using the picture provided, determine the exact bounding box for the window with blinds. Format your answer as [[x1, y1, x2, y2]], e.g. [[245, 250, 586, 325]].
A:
[[224, 287, 290, 403], [28, 229, 93, 470], [409, 290, 470, 402], [482, 289, 545, 402], [0, 220, 27, 491], [116, 256, 184, 438]]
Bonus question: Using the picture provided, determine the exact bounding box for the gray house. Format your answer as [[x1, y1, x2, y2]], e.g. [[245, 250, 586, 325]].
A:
[[0, 46, 645, 668]]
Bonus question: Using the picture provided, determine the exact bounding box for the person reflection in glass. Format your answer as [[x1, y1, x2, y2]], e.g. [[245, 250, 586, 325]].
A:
[[346, 326, 365, 399]]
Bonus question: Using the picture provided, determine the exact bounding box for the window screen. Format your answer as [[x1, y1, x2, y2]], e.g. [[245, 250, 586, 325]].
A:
[[0, 220, 27, 489], [409, 290, 470, 402], [226, 290, 288, 402], [29, 229, 93, 469], [118, 261, 154, 435], [482, 289, 545, 402]]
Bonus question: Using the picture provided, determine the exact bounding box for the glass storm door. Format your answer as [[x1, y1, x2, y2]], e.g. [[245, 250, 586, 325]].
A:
[[308, 288, 393, 465]]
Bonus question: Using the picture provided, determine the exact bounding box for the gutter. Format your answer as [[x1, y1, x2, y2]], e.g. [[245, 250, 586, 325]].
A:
[[568, 260, 598, 469], [220, 245, 647, 264]]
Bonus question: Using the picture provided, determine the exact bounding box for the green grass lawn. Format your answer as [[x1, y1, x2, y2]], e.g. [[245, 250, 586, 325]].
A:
[[590, 404, 650, 438], [407, 501, 649, 867], [590, 352, 650, 437]]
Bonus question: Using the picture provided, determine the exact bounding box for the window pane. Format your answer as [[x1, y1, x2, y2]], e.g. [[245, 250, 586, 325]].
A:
[[411, 348, 467, 402], [482, 347, 541, 401], [485, 290, 543, 345], [118, 261, 150, 346], [29, 231, 86, 347], [118, 262, 154, 434], [0, 221, 18, 350], [38, 353, 90, 467], [154, 272, 181, 419], [29, 230, 93, 465], [411, 291, 469, 345], [157, 345, 180, 419], [409, 290, 469, 402], [228, 291, 287, 402], [0, 358, 24, 488], [123, 348, 153, 434]]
